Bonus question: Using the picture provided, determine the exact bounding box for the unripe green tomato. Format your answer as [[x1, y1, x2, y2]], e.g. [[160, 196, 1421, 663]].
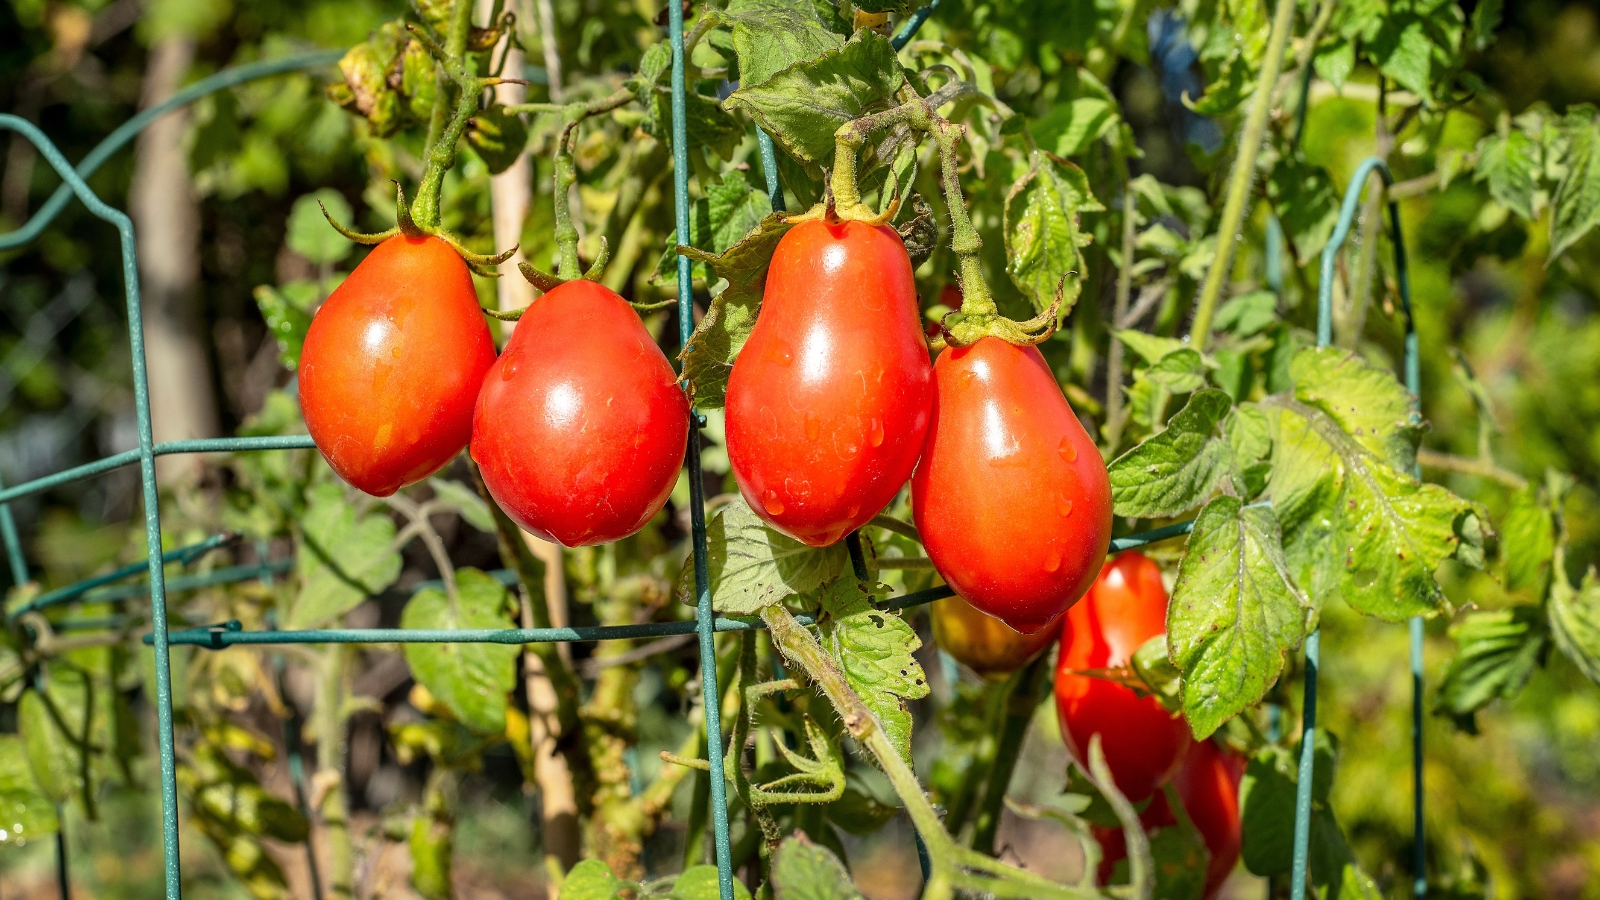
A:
[[931, 593, 1060, 677]]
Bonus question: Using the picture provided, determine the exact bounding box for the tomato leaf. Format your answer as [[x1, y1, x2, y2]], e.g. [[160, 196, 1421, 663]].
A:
[[771, 833, 864, 900], [1030, 97, 1118, 158], [1147, 801, 1210, 900], [816, 578, 928, 765], [721, 0, 844, 88], [1212, 290, 1278, 338], [1238, 746, 1297, 877], [1433, 606, 1548, 733], [252, 280, 319, 370], [426, 477, 496, 533], [1499, 484, 1555, 594], [1547, 563, 1600, 685], [1266, 157, 1339, 266], [289, 483, 403, 628], [1109, 389, 1232, 519], [1264, 347, 1483, 621], [401, 568, 520, 734], [726, 32, 904, 177], [671, 864, 755, 900], [1184, 50, 1252, 116], [0, 734, 59, 845], [1004, 149, 1100, 316], [1551, 109, 1600, 262], [1475, 128, 1542, 222], [657, 171, 774, 282], [465, 103, 529, 175], [678, 215, 792, 408], [561, 858, 632, 900], [1114, 329, 1187, 366], [180, 743, 309, 843], [286, 189, 354, 265], [1167, 497, 1312, 739], [702, 498, 846, 615]]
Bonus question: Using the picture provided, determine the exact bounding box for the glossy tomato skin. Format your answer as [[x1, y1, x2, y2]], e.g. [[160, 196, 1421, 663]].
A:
[[725, 219, 932, 548], [1092, 739, 1244, 899], [1055, 552, 1190, 802], [299, 235, 496, 497], [931, 594, 1060, 677], [471, 279, 688, 547], [912, 337, 1111, 633]]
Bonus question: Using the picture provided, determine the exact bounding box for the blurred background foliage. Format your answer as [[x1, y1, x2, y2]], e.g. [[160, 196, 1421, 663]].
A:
[[5, 0, 1600, 897]]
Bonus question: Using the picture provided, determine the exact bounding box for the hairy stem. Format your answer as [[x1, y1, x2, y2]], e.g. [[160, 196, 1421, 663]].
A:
[[1189, 0, 1298, 351], [412, 0, 481, 229], [1416, 449, 1528, 489]]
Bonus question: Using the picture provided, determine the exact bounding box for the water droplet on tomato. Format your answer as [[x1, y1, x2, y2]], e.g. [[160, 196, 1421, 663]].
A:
[[763, 491, 785, 516], [764, 339, 793, 367], [868, 418, 884, 447], [1044, 551, 1062, 573], [805, 411, 821, 441], [1058, 436, 1077, 462], [1057, 496, 1074, 517], [846, 504, 860, 519], [391, 346, 403, 358]]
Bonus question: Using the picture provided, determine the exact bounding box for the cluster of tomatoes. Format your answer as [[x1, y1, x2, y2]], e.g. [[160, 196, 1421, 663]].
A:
[[936, 552, 1243, 898]]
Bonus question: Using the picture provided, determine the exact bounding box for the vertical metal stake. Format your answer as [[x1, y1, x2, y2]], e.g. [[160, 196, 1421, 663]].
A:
[[667, 7, 735, 900]]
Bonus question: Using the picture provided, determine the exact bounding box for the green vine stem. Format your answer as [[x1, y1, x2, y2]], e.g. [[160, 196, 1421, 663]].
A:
[[314, 644, 355, 900], [1188, 0, 1299, 352], [760, 604, 1105, 900], [410, 0, 481, 230]]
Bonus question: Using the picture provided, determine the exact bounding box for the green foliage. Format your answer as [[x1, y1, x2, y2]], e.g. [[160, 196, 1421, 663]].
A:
[[1434, 606, 1549, 733], [700, 498, 847, 615], [815, 578, 929, 764], [770, 834, 863, 900], [0, 735, 58, 845], [1004, 149, 1100, 315], [679, 216, 792, 408], [401, 568, 521, 734], [289, 483, 403, 628]]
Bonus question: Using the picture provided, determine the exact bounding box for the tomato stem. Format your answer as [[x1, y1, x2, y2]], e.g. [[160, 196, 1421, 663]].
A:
[[411, 0, 480, 231]]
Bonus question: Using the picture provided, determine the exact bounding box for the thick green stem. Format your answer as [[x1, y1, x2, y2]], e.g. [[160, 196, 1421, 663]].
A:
[[524, 88, 637, 279], [933, 119, 994, 320], [315, 645, 355, 900], [411, 0, 480, 229], [1189, 0, 1299, 351]]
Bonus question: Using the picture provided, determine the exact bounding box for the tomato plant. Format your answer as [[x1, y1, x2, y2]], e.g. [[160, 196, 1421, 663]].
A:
[[724, 218, 932, 547], [298, 234, 495, 497], [931, 594, 1059, 677], [1055, 551, 1189, 802], [472, 279, 688, 547]]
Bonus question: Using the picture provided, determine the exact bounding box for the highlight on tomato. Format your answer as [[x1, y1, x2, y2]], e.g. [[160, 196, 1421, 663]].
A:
[[931, 593, 1060, 678], [471, 278, 688, 548], [724, 218, 933, 548], [1054, 551, 1190, 803], [298, 233, 496, 497], [912, 336, 1111, 633], [1092, 738, 1245, 898]]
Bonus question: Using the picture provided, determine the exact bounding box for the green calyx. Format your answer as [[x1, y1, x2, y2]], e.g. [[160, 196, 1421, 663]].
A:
[[938, 277, 1064, 349], [320, 183, 516, 278]]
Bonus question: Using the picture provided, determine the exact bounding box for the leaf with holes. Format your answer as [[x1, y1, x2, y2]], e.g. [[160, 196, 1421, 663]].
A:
[[1263, 348, 1482, 621], [1109, 390, 1233, 519], [1433, 606, 1548, 733], [401, 568, 520, 734], [817, 578, 928, 764], [678, 215, 792, 408], [1167, 497, 1312, 739], [1005, 150, 1100, 315], [702, 499, 847, 615], [290, 483, 403, 628]]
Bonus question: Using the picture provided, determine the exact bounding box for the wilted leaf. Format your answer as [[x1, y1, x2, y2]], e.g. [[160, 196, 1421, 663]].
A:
[[1005, 149, 1100, 315], [1433, 606, 1548, 732]]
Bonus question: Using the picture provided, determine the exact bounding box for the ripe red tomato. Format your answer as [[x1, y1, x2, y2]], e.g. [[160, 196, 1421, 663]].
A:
[[911, 337, 1110, 633], [725, 219, 932, 547], [471, 279, 688, 547], [1054, 552, 1189, 802], [1092, 739, 1244, 899], [931, 594, 1059, 677], [299, 235, 496, 496]]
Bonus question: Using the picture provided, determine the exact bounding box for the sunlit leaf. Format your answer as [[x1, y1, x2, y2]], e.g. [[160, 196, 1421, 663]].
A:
[[701, 498, 847, 615], [401, 568, 520, 734]]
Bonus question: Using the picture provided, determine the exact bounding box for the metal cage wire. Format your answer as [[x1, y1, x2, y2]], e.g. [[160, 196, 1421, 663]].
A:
[[0, 5, 1427, 899]]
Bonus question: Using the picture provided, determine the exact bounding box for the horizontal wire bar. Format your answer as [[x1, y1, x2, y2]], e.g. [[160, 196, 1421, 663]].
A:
[[0, 435, 316, 504], [14, 532, 238, 615]]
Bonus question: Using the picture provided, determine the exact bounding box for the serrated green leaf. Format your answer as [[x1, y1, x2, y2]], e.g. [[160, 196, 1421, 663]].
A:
[[1370, 14, 1436, 100], [658, 171, 774, 280], [1225, 406, 1273, 497], [1115, 329, 1188, 366], [1267, 158, 1339, 265], [562, 859, 630, 900], [289, 483, 403, 628], [1109, 390, 1233, 518], [723, 0, 844, 87], [1500, 485, 1554, 594], [672, 864, 755, 900], [1475, 129, 1542, 221], [1313, 38, 1355, 89], [252, 281, 319, 370], [1239, 746, 1296, 877], [771, 834, 864, 900], [401, 568, 520, 734], [1213, 290, 1278, 338], [1548, 564, 1600, 685], [726, 32, 904, 177], [1031, 97, 1118, 158], [817, 578, 928, 764], [678, 215, 792, 408], [1168, 497, 1311, 739], [286, 188, 354, 265], [1551, 112, 1600, 261], [1004, 150, 1100, 315], [1146, 348, 1209, 394], [1433, 606, 1548, 732], [466, 103, 529, 175], [427, 477, 495, 533], [0, 734, 58, 844], [703, 499, 846, 615], [1149, 800, 1210, 900], [1264, 349, 1481, 621]]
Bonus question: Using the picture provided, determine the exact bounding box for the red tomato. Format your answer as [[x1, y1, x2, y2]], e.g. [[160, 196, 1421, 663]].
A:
[[299, 235, 496, 496], [911, 337, 1111, 633], [1054, 552, 1189, 802], [931, 594, 1059, 677], [725, 219, 932, 547], [471, 279, 688, 547], [1092, 739, 1244, 899]]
